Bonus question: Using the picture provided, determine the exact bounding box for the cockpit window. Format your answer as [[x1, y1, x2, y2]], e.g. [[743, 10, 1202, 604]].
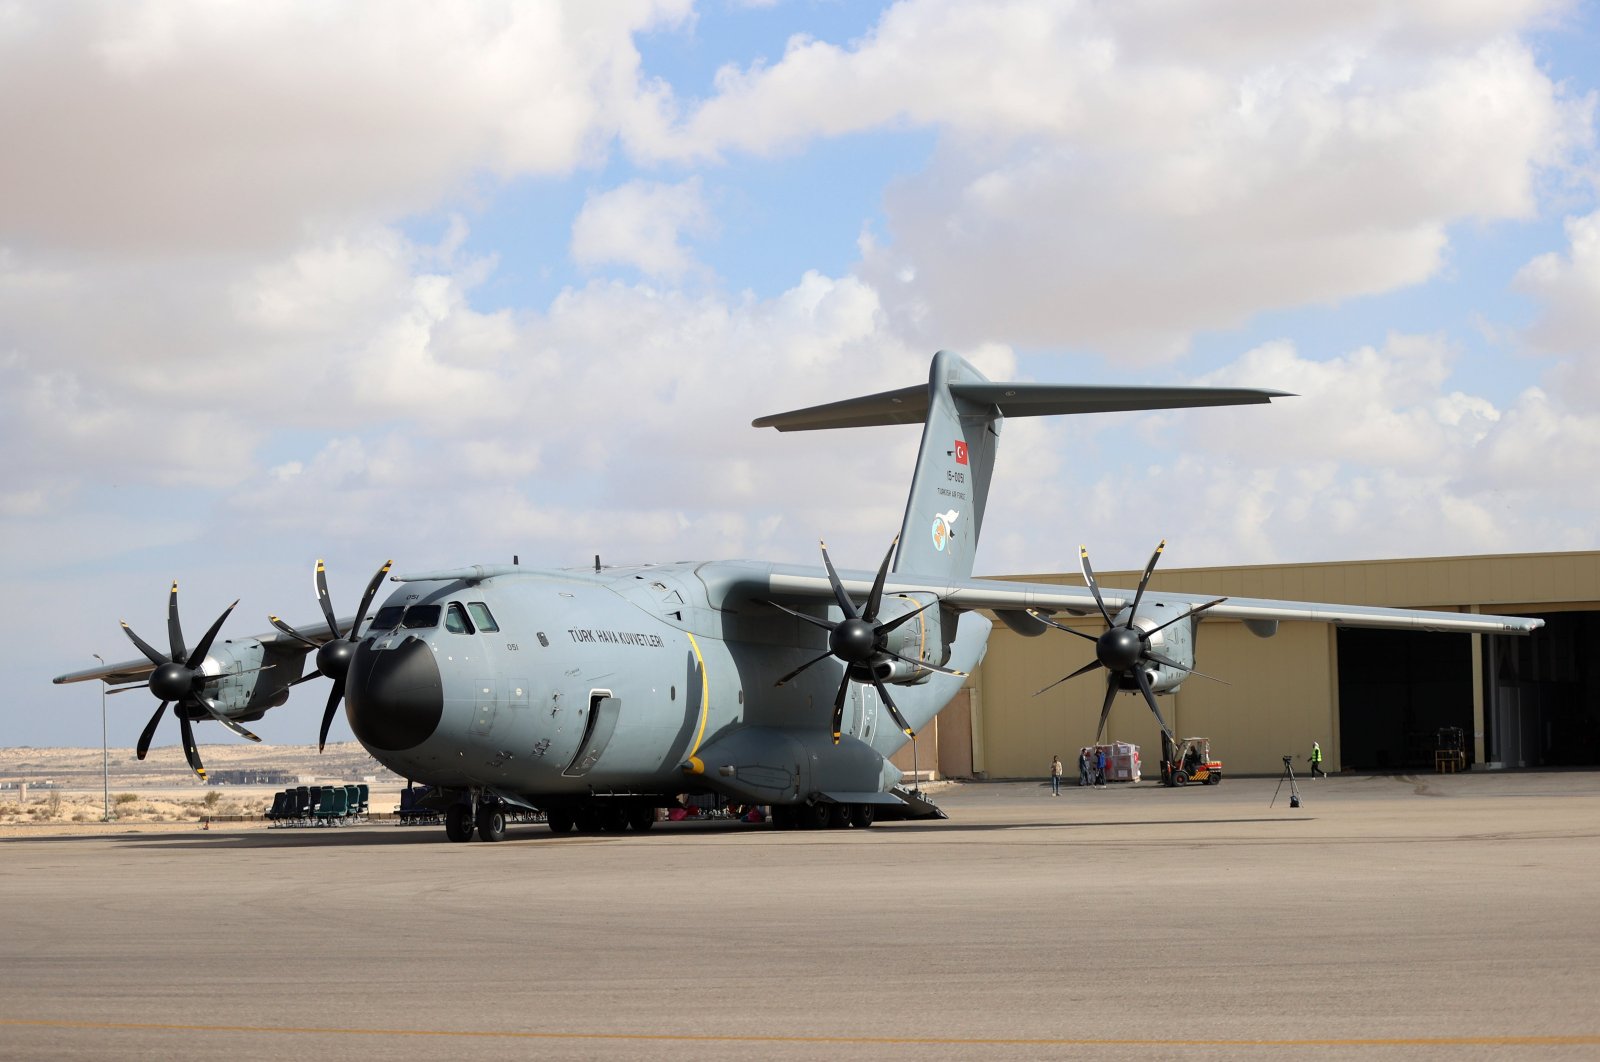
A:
[[445, 602, 474, 635], [370, 605, 406, 631], [400, 604, 441, 629], [467, 601, 499, 633]]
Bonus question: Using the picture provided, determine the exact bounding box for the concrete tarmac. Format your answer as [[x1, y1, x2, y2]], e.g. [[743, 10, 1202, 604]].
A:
[[2, 771, 1597, 1061]]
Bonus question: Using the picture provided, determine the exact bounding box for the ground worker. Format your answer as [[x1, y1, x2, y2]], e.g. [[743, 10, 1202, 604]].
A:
[[1310, 740, 1325, 779]]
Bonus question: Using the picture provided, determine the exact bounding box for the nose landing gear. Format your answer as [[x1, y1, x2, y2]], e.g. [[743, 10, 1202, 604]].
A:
[[443, 790, 509, 842]]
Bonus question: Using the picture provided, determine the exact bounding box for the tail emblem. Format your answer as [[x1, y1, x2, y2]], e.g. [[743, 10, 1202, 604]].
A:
[[931, 509, 961, 551]]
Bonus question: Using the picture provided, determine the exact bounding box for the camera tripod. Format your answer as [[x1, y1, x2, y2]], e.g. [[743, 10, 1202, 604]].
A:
[[1271, 754, 1302, 809]]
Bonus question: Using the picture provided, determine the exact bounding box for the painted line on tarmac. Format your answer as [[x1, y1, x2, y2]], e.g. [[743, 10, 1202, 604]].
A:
[[2, 1019, 1597, 1048]]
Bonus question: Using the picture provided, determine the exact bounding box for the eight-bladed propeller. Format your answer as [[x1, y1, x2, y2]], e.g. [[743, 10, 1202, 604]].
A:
[[767, 538, 966, 745], [1030, 540, 1228, 747], [119, 582, 252, 780], [268, 559, 392, 751]]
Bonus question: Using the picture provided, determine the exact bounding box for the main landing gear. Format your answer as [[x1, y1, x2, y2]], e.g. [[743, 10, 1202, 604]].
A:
[[769, 802, 875, 829], [543, 800, 657, 834]]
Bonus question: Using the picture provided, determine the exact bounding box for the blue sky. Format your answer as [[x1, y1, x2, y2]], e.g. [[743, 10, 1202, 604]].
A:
[[3, 0, 1598, 749]]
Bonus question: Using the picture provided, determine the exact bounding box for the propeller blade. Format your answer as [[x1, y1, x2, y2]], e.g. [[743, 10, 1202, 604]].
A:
[[1144, 597, 1228, 638], [313, 559, 340, 640], [876, 598, 937, 636], [818, 541, 860, 621], [318, 679, 345, 752], [106, 683, 151, 695], [872, 675, 915, 739], [863, 536, 898, 623], [1144, 650, 1231, 685], [120, 621, 169, 668], [765, 600, 837, 634], [1079, 546, 1115, 628], [1132, 667, 1175, 745], [185, 599, 239, 670], [774, 650, 836, 688], [352, 559, 395, 638], [1126, 539, 1165, 626], [192, 694, 261, 743], [830, 673, 852, 745], [880, 647, 966, 679], [177, 710, 206, 780], [136, 701, 167, 760], [287, 671, 323, 688], [1027, 609, 1101, 642], [1094, 674, 1119, 743], [166, 581, 187, 664], [268, 615, 322, 649], [1033, 658, 1104, 697]]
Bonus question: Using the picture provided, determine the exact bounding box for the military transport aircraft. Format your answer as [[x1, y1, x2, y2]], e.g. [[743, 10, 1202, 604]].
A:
[[54, 350, 1543, 841]]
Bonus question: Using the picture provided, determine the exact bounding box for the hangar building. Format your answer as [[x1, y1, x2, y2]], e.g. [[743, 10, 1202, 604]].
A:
[[894, 551, 1600, 780]]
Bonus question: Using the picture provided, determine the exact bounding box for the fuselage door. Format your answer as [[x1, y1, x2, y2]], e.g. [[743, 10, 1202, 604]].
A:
[[562, 691, 621, 777]]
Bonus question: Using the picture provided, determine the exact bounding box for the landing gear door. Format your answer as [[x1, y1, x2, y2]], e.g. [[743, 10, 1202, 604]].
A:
[[562, 693, 621, 777]]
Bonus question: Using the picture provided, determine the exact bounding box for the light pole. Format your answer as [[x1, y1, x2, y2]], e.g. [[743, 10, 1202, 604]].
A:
[[92, 654, 111, 822]]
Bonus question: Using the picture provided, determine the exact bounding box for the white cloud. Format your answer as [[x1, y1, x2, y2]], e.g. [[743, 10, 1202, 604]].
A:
[[0, 1, 692, 253], [1516, 209, 1600, 364], [970, 329, 1600, 572], [571, 178, 714, 279], [650, 0, 1589, 356]]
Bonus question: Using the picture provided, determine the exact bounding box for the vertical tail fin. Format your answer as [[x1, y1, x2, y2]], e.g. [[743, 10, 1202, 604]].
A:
[[891, 351, 1000, 581]]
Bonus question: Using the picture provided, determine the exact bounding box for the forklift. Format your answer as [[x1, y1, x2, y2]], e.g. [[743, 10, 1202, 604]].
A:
[[1161, 735, 1222, 786]]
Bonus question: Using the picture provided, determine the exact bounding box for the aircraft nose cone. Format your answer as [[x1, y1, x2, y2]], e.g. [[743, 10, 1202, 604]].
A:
[[345, 637, 444, 752]]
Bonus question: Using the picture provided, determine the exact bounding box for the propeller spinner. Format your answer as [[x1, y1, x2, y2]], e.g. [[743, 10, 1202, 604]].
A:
[[119, 582, 253, 781], [1031, 540, 1227, 747], [268, 559, 392, 751], [767, 538, 965, 745]]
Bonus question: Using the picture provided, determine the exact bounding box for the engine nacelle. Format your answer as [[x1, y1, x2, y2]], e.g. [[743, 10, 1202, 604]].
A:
[[197, 638, 307, 722], [871, 592, 947, 685], [1114, 596, 1199, 695]]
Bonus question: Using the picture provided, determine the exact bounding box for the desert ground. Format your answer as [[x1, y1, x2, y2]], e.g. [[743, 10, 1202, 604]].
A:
[[0, 742, 404, 835]]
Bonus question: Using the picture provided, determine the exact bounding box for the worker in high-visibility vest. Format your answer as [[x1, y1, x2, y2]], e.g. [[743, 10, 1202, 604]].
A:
[[1309, 740, 1325, 779]]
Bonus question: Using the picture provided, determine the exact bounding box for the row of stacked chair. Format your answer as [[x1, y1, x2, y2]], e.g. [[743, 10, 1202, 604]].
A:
[[394, 786, 443, 826], [264, 784, 370, 827]]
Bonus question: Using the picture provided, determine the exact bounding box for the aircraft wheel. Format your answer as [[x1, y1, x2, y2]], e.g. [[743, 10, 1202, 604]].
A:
[[601, 804, 630, 832], [849, 804, 875, 829], [546, 809, 574, 833], [444, 804, 475, 842], [801, 803, 831, 830], [476, 805, 507, 842], [827, 804, 852, 829], [1172, 770, 1189, 787], [574, 806, 602, 833], [627, 805, 656, 831]]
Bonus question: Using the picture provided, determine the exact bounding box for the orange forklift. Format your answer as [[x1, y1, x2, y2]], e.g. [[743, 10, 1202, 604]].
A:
[[1161, 735, 1221, 786]]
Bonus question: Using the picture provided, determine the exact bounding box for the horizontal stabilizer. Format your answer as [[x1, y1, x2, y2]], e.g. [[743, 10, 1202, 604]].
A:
[[754, 376, 1292, 432]]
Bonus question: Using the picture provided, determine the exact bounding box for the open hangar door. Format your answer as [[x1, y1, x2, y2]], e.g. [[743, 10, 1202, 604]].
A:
[[1484, 611, 1600, 768], [1336, 628, 1473, 771], [1338, 616, 1600, 770]]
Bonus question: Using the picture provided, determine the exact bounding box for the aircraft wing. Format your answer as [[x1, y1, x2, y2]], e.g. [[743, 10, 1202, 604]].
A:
[[704, 562, 1543, 636], [51, 615, 351, 686]]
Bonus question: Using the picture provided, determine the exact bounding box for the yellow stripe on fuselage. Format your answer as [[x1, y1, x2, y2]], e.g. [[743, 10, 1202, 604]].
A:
[[684, 633, 711, 774]]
